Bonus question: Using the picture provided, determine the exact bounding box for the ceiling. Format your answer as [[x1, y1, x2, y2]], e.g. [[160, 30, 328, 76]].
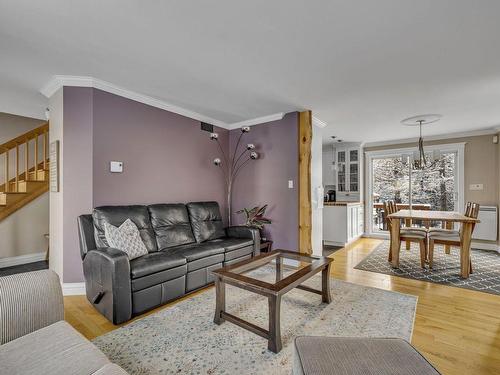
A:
[[1, 1, 500, 142]]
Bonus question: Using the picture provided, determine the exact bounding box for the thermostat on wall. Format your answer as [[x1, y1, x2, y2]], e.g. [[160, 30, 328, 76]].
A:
[[110, 161, 123, 173]]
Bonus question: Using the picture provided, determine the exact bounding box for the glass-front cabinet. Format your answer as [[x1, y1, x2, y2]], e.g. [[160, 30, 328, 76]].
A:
[[336, 147, 359, 193]]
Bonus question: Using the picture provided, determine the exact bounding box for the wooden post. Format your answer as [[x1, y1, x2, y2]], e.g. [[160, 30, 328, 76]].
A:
[[34, 133, 39, 179], [213, 276, 226, 325], [444, 221, 452, 254], [321, 263, 332, 303], [268, 295, 282, 353], [25, 138, 30, 181], [15, 144, 19, 192], [460, 222, 473, 279], [4, 149, 9, 192], [298, 111, 312, 254], [390, 218, 401, 268], [405, 218, 411, 250]]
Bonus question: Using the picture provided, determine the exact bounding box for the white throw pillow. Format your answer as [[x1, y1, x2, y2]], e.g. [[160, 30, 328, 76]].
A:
[[103, 219, 148, 260]]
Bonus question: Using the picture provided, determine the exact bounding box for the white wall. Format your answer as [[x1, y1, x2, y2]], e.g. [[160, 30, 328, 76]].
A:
[[48, 88, 64, 279], [311, 124, 323, 256], [0, 193, 49, 259]]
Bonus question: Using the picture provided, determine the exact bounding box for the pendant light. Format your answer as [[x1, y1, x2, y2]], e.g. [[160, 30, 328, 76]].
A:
[[401, 114, 442, 169]]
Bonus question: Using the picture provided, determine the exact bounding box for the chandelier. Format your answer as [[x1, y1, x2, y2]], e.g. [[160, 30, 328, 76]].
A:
[[401, 114, 442, 170]]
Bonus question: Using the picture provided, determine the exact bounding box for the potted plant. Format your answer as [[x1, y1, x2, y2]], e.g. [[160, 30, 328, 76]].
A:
[[236, 205, 272, 241]]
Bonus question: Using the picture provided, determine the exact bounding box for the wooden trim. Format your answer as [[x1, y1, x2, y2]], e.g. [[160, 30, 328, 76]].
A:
[[0, 183, 48, 221], [298, 111, 312, 254], [0, 123, 48, 152]]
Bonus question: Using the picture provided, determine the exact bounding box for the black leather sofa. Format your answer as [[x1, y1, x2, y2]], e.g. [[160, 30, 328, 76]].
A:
[[77, 201, 260, 324]]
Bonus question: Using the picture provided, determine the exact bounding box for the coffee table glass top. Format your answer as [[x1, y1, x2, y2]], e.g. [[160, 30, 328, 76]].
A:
[[212, 249, 332, 292]]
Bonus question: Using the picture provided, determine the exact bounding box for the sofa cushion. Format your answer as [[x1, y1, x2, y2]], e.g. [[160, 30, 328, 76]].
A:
[[104, 219, 149, 260], [185, 253, 224, 272], [129, 251, 187, 279], [168, 242, 225, 262], [131, 264, 187, 292], [0, 321, 110, 375], [224, 245, 254, 261], [148, 204, 196, 249], [187, 201, 225, 243], [93, 205, 158, 252], [209, 237, 254, 251]]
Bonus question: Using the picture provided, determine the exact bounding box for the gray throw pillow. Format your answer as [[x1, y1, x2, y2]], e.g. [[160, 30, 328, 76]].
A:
[[104, 219, 148, 260]]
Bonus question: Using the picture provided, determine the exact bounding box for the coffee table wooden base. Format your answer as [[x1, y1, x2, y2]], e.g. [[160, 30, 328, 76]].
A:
[[213, 263, 332, 354]]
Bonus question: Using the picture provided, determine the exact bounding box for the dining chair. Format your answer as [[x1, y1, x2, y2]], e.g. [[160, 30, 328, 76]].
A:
[[383, 200, 428, 268], [427, 202, 479, 272]]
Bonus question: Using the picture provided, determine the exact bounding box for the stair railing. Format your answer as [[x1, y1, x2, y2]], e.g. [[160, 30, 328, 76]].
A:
[[1, 123, 49, 193]]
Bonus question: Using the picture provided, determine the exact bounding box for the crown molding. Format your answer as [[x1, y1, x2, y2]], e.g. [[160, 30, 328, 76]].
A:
[[312, 116, 327, 128], [40, 75, 228, 128], [364, 127, 499, 148], [226, 112, 285, 130]]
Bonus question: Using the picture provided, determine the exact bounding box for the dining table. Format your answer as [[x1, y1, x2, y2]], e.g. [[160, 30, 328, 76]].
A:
[[387, 209, 480, 279]]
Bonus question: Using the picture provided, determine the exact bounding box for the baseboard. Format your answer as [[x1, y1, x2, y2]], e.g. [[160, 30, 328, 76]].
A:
[[324, 240, 346, 247], [471, 241, 500, 252], [0, 251, 46, 269], [62, 282, 86, 296]]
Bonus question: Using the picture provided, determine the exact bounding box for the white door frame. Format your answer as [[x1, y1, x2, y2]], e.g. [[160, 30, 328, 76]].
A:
[[364, 142, 465, 237]]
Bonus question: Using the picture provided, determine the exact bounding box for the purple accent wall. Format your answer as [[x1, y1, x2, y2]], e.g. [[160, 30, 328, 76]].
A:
[[230, 112, 299, 251], [63, 87, 94, 282], [60, 87, 299, 283], [92, 89, 228, 211]]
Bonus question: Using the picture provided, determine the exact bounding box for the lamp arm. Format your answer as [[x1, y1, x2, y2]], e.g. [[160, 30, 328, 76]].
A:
[[233, 148, 249, 172], [232, 157, 251, 180], [231, 132, 244, 170], [215, 138, 229, 169]]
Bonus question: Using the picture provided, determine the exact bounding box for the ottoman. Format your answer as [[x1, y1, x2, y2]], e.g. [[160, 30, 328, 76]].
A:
[[293, 336, 441, 375]]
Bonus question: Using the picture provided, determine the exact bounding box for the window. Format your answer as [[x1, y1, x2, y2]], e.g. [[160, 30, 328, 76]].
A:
[[366, 143, 464, 234]]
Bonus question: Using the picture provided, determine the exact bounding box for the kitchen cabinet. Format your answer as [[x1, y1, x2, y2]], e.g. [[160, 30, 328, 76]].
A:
[[323, 203, 364, 247], [336, 147, 360, 193]]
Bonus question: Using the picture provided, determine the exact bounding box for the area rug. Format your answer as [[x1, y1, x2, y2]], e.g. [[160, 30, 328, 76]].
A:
[[355, 241, 500, 295], [93, 266, 417, 375]]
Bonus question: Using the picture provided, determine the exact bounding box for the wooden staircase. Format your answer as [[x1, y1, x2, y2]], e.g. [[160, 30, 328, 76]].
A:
[[0, 123, 49, 221]]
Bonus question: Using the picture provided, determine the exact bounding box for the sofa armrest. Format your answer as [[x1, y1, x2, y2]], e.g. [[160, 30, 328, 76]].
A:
[[226, 226, 261, 256], [83, 248, 132, 324], [0, 270, 64, 344]]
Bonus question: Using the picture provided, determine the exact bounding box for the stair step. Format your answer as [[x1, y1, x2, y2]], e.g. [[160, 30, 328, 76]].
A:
[[8, 180, 47, 193], [0, 192, 27, 206], [28, 169, 49, 181]]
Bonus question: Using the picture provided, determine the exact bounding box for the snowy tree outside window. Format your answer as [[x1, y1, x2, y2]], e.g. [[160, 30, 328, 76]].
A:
[[371, 152, 457, 231]]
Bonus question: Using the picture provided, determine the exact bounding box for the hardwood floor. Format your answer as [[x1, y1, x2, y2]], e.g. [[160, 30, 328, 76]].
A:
[[64, 238, 500, 375]]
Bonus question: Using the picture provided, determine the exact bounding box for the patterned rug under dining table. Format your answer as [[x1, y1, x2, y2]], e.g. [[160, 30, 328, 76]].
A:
[[387, 209, 480, 278]]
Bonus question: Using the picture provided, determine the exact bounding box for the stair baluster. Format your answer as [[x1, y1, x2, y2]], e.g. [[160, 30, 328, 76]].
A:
[[15, 143, 19, 192], [43, 130, 48, 171], [34, 133, 39, 179], [4, 149, 9, 193], [25, 137, 30, 182]]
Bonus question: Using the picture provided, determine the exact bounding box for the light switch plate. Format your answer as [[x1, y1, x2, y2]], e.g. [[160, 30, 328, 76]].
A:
[[288, 180, 294, 189], [110, 161, 123, 173], [469, 183, 483, 191]]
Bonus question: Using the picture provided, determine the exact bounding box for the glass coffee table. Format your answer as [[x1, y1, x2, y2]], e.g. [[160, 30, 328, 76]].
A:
[[211, 249, 333, 353]]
